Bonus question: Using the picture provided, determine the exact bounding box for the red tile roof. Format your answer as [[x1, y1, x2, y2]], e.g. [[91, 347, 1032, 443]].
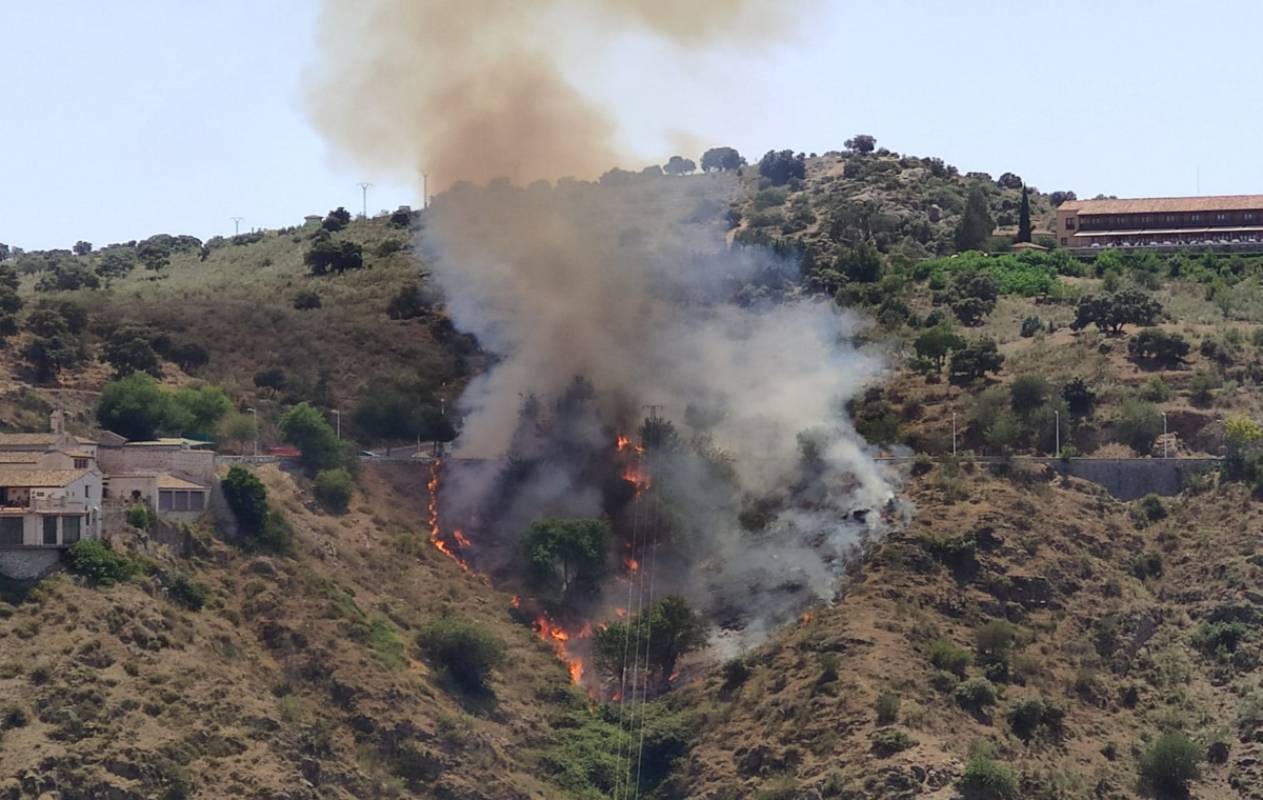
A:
[[1062, 195, 1263, 215]]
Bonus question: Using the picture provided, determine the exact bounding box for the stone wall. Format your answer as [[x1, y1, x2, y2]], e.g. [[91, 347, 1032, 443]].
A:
[[1055, 457, 1221, 501], [0, 548, 61, 580]]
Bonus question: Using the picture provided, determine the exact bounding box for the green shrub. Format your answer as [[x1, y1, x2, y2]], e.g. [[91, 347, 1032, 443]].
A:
[[1019, 316, 1042, 338], [720, 657, 750, 693], [313, 468, 354, 514], [953, 677, 998, 710], [126, 503, 153, 531], [166, 573, 207, 611], [1195, 620, 1251, 657], [929, 638, 973, 677], [1007, 698, 1064, 740], [930, 670, 960, 693], [959, 749, 1019, 800], [1137, 732, 1201, 798], [65, 539, 136, 586], [910, 454, 934, 477], [870, 728, 917, 757], [975, 621, 1016, 672], [875, 690, 901, 725], [1139, 377, 1172, 402], [222, 466, 268, 533], [818, 652, 840, 683], [256, 511, 294, 555], [1189, 369, 1218, 407], [417, 617, 506, 692], [1136, 493, 1167, 523]]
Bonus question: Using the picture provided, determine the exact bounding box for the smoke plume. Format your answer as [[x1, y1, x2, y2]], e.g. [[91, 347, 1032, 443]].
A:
[[307, 0, 894, 656]]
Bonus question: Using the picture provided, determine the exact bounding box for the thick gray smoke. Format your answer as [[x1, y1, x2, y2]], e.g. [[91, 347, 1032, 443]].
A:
[[306, 0, 892, 654]]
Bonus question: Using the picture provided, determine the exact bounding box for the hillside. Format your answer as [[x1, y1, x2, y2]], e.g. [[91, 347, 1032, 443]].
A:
[[5, 147, 1263, 800]]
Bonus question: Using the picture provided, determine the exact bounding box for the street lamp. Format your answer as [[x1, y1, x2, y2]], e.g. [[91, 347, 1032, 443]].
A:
[[247, 407, 258, 457], [1054, 410, 1061, 458], [1161, 412, 1168, 458], [951, 411, 957, 457], [332, 409, 341, 440]]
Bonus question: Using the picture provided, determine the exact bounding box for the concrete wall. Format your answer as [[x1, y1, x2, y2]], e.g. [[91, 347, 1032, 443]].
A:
[[98, 447, 215, 483], [0, 548, 61, 580], [1050, 458, 1220, 501]]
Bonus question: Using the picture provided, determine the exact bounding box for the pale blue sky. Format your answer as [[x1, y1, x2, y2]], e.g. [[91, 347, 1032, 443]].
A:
[[4, 1, 1262, 250]]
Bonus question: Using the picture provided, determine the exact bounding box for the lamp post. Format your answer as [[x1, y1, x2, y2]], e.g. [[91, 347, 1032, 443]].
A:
[[247, 407, 258, 457], [1161, 412, 1168, 458], [332, 409, 341, 440], [951, 411, 957, 457], [1054, 410, 1060, 458]]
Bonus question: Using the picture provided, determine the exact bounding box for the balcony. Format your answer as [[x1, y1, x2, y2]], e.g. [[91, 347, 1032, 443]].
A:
[[0, 496, 93, 514]]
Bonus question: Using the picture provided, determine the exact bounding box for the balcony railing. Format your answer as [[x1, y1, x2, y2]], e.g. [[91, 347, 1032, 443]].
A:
[[0, 497, 93, 514]]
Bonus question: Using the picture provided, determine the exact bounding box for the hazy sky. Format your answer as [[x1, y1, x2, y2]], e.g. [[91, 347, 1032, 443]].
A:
[[4, 0, 1262, 250]]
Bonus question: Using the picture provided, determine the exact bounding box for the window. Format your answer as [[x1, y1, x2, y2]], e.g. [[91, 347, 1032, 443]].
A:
[[1065, 217, 1076, 230], [74, 458, 88, 469], [174, 491, 190, 511], [159, 490, 173, 511], [42, 516, 57, 546], [0, 517, 22, 546], [1191, 214, 1201, 222], [1217, 213, 1229, 222], [62, 515, 80, 544], [1061, 237, 1068, 245], [190, 492, 205, 511]]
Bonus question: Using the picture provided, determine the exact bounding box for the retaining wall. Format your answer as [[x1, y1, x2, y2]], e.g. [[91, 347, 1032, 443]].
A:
[[0, 548, 61, 580]]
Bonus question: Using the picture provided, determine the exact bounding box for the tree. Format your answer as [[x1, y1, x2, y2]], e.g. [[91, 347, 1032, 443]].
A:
[[96, 373, 173, 440], [170, 384, 231, 436], [914, 325, 966, 372], [305, 237, 363, 275], [1016, 186, 1032, 243], [523, 518, 610, 598], [35, 261, 100, 292], [1128, 328, 1189, 366], [222, 465, 268, 533], [0, 263, 22, 337], [352, 385, 454, 444], [313, 468, 354, 513], [1137, 732, 1201, 798], [387, 285, 430, 320], [23, 307, 84, 382], [217, 411, 257, 454], [594, 595, 707, 686], [700, 146, 745, 172], [1072, 290, 1163, 334], [1010, 374, 1050, 414], [949, 338, 1004, 385], [844, 134, 877, 154], [1063, 377, 1096, 417], [954, 188, 995, 252], [95, 250, 135, 282], [102, 326, 161, 378], [841, 242, 883, 283], [72, 241, 92, 256], [322, 207, 352, 232], [0, 243, 8, 261], [1049, 190, 1077, 207], [389, 206, 414, 227], [758, 150, 805, 187], [662, 156, 697, 176], [996, 172, 1023, 190], [1116, 398, 1164, 454], [280, 402, 343, 473]]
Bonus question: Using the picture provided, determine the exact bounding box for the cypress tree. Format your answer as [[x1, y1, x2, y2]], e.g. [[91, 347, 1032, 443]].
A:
[[954, 188, 995, 253], [1017, 185, 1033, 243]]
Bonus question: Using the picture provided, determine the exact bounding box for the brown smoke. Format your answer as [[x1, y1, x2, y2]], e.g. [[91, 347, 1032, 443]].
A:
[[306, 0, 794, 190]]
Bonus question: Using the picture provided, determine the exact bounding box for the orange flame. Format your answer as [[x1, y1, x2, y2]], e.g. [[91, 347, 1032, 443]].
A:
[[625, 556, 640, 574], [534, 614, 587, 686], [800, 611, 814, 624], [510, 595, 521, 608], [616, 434, 631, 451], [428, 460, 472, 572]]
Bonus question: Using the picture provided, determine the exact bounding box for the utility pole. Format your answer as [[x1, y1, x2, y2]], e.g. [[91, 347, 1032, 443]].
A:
[[422, 172, 429, 209], [230, 217, 244, 235], [247, 407, 258, 457], [1161, 412, 1168, 458], [1054, 410, 1060, 458], [951, 411, 957, 457], [332, 409, 341, 440], [357, 182, 372, 219]]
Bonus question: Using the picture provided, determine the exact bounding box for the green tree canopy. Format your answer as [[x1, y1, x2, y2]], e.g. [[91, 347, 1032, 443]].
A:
[[96, 373, 172, 440], [954, 187, 995, 252], [914, 325, 966, 372], [523, 518, 610, 598], [222, 465, 268, 533], [949, 338, 1004, 385], [594, 595, 708, 686], [280, 402, 343, 473], [1016, 185, 1032, 243], [700, 146, 745, 172]]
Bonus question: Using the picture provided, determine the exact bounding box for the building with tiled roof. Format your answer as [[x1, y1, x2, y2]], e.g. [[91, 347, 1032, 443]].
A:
[[1056, 194, 1263, 253]]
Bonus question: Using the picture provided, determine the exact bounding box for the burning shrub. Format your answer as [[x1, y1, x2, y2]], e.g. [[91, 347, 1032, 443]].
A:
[[417, 616, 506, 692]]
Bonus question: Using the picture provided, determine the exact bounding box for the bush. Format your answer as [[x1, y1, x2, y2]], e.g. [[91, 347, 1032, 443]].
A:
[[65, 540, 136, 586], [222, 466, 268, 533], [96, 373, 172, 440], [1116, 399, 1164, 454], [975, 621, 1016, 674], [721, 658, 750, 693], [870, 728, 917, 757], [1007, 698, 1064, 740], [1129, 328, 1189, 365], [1189, 369, 1217, 407], [1009, 375, 1050, 414], [126, 504, 153, 531], [166, 573, 207, 611], [417, 617, 506, 692], [953, 677, 998, 710], [1139, 377, 1172, 402], [281, 402, 344, 473], [875, 690, 901, 725], [1019, 316, 1042, 338], [1137, 732, 1201, 798], [818, 651, 840, 683], [1136, 493, 1167, 523], [313, 468, 354, 514], [292, 291, 321, 310], [929, 639, 973, 677], [910, 454, 934, 477], [930, 670, 960, 693], [1195, 620, 1251, 657], [959, 749, 1019, 800]]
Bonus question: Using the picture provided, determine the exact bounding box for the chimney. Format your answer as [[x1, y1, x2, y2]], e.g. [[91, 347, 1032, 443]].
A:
[[50, 409, 65, 437]]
